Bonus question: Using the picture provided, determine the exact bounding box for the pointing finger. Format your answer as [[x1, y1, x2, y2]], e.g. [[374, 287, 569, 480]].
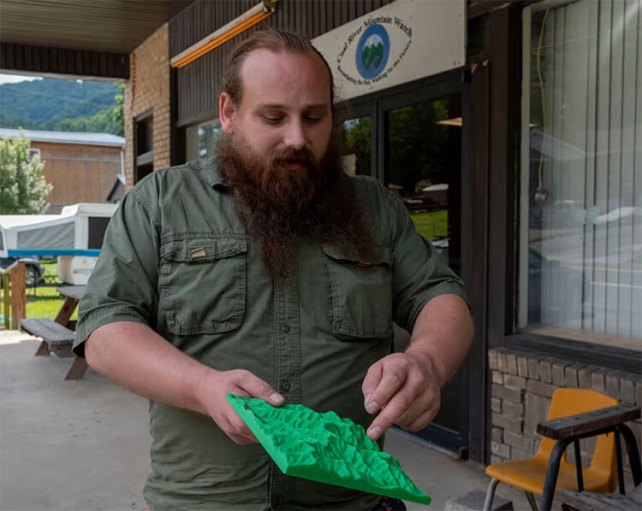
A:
[[362, 361, 383, 405], [366, 390, 410, 440]]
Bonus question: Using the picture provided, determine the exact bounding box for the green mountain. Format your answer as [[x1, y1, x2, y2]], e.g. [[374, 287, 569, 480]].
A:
[[0, 78, 123, 136], [362, 43, 384, 72]]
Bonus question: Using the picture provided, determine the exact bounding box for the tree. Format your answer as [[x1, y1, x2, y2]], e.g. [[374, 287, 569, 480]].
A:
[[111, 83, 125, 136], [53, 83, 125, 136], [0, 135, 52, 214], [387, 100, 450, 194], [344, 117, 372, 176], [0, 79, 124, 136]]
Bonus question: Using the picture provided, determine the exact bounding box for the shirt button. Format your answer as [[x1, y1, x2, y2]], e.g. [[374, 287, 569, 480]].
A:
[[281, 323, 290, 333], [280, 382, 291, 392]]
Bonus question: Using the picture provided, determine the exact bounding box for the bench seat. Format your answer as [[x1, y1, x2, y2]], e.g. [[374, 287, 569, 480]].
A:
[[560, 485, 642, 511], [20, 318, 88, 380], [21, 318, 75, 346]]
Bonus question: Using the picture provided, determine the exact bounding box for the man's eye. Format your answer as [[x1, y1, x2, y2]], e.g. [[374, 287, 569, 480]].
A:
[[304, 116, 322, 124], [262, 115, 283, 125]]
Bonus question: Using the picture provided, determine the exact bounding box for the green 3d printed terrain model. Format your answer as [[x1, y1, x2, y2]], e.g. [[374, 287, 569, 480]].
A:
[[227, 394, 431, 505]]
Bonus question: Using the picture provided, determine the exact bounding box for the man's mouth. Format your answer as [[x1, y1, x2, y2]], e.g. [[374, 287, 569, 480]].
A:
[[279, 159, 306, 171]]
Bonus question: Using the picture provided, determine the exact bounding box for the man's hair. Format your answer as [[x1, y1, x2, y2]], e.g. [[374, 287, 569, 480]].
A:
[[222, 27, 335, 105]]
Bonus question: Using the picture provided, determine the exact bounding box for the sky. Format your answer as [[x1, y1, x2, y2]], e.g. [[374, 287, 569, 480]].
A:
[[0, 73, 42, 85]]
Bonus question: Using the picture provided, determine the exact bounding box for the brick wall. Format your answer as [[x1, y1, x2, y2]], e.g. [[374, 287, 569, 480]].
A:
[[124, 24, 171, 187], [488, 347, 642, 472]]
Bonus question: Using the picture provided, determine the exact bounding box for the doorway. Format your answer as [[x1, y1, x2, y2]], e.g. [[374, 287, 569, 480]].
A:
[[342, 72, 469, 457]]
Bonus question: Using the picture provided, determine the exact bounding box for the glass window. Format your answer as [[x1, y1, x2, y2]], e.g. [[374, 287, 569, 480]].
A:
[[519, 0, 641, 350], [186, 119, 222, 162], [343, 116, 372, 176]]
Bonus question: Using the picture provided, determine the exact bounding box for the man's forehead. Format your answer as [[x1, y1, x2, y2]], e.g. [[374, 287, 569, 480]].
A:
[[238, 48, 332, 101], [240, 47, 325, 70]]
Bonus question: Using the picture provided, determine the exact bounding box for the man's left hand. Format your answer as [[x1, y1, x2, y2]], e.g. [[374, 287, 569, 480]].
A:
[[361, 351, 441, 441]]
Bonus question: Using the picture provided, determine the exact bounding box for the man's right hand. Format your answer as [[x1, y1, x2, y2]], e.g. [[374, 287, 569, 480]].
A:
[[198, 369, 284, 445], [86, 323, 284, 445]]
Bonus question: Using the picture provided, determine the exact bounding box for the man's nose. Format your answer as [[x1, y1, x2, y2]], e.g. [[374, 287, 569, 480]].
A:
[[283, 120, 306, 150]]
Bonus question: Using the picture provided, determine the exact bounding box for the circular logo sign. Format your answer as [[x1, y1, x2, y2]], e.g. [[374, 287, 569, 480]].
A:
[[355, 24, 390, 80]]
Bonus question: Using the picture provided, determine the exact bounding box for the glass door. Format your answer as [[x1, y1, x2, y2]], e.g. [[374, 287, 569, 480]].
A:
[[382, 92, 468, 457]]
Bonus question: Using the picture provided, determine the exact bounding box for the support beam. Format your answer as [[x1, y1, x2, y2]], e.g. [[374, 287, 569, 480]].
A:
[[0, 43, 129, 80]]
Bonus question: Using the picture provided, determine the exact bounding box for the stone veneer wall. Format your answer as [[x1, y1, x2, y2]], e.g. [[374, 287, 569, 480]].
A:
[[489, 347, 641, 472]]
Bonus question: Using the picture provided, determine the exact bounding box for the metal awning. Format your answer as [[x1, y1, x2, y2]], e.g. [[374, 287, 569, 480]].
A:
[[0, 0, 195, 79], [0, 0, 195, 53]]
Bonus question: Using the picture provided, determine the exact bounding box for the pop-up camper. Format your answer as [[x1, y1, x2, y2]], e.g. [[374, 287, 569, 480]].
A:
[[0, 203, 117, 284]]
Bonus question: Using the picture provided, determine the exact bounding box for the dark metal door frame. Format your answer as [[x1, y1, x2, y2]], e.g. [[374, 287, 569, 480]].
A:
[[464, 55, 491, 464]]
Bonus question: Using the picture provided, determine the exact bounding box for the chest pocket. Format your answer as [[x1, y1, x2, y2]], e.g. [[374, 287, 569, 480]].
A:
[[321, 243, 393, 339], [159, 238, 247, 335]]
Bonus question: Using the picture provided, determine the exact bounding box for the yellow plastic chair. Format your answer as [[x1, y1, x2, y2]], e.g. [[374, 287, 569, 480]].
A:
[[483, 388, 618, 511]]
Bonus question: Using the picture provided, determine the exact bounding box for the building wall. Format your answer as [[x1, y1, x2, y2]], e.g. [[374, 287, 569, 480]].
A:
[[132, 0, 641, 467], [34, 141, 122, 212], [488, 347, 642, 472], [124, 23, 171, 186], [170, 0, 394, 126]]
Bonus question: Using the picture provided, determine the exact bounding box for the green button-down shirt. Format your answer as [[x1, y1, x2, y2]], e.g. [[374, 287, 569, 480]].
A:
[[74, 158, 468, 511]]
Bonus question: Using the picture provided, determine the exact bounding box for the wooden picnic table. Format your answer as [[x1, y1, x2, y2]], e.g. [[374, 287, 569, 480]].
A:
[[57, 284, 86, 301], [22, 284, 88, 380], [54, 284, 86, 326]]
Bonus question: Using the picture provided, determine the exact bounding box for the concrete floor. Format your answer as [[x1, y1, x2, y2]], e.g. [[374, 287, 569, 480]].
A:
[[0, 330, 525, 511]]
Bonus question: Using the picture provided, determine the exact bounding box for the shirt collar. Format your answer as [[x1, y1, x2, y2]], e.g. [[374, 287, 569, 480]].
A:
[[196, 157, 231, 193]]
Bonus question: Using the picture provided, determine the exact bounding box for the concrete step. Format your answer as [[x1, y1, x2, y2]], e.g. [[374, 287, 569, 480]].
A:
[[445, 490, 513, 511]]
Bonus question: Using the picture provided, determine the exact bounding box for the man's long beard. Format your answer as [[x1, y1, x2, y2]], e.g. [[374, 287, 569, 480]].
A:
[[216, 130, 376, 278]]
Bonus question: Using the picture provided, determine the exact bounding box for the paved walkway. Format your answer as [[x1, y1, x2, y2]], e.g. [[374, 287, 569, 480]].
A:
[[0, 330, 523, 511]]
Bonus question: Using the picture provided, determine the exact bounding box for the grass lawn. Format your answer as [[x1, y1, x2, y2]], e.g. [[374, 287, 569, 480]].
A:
[[410, 210, 448, 241], [1, 260, 76, 327], [25, 260, 75, 321]]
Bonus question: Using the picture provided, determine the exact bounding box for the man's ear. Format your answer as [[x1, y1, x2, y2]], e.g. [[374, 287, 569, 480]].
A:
[[219, 92, 237, 133]]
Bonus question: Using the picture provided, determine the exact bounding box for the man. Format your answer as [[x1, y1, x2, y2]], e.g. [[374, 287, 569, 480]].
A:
[[74, 28, 473, 511]]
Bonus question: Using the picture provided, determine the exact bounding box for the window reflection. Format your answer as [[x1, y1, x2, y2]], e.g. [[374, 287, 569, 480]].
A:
[[343, 116, 372, 176], [385, 96, 462, 268], [186, 120, 222, 162]]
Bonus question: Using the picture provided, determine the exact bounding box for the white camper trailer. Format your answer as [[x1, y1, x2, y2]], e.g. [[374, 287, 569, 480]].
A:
[[0, 203, 117, 285]]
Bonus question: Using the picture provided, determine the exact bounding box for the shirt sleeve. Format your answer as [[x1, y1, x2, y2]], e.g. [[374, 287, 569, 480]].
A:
[[73, 186, 161, 357], [383, 186, 471, 333]]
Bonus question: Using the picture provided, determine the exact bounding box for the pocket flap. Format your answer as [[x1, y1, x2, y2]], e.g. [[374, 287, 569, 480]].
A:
[[320, 243, 392, 267], [162, 238, 248, 262]]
